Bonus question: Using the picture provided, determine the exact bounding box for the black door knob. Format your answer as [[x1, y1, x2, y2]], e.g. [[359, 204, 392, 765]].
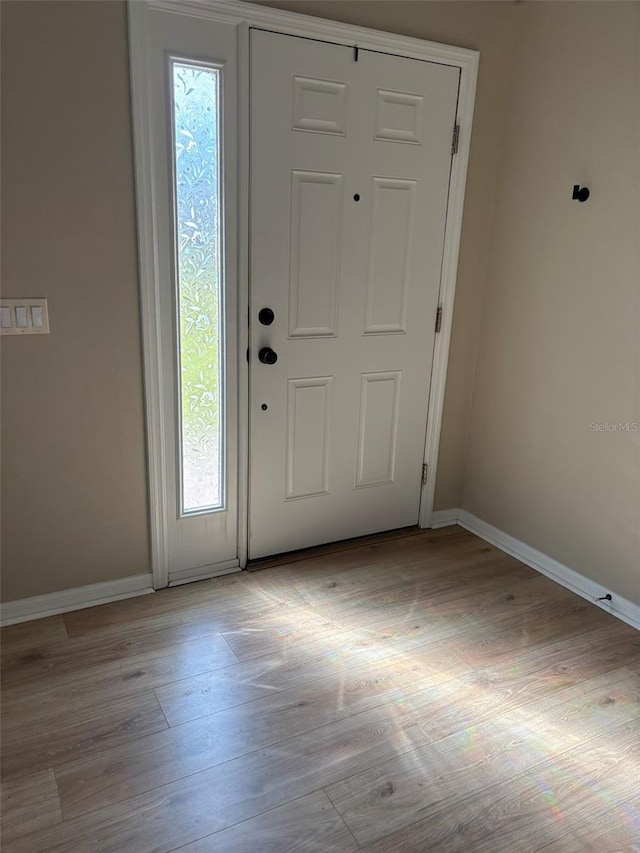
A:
[[258, 308, 275, 326], [258, 347, 278, 365]]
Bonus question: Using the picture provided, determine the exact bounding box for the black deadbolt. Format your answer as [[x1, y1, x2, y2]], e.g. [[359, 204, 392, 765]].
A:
[[261, 403, 268, 411], [353, 193, 360, 202], [258, 347, 278, 365], [258, 307, 275, 326]]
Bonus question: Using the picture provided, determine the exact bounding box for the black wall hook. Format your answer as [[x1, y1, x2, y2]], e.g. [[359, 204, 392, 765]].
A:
[[572, 185, 590, 202]]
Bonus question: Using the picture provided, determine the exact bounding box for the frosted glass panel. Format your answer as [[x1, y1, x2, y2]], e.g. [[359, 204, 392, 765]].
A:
[[172, 62, 224, 513]]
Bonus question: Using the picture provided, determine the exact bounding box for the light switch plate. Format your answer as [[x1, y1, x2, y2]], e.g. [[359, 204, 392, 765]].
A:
[[0, 299, 50, 335]]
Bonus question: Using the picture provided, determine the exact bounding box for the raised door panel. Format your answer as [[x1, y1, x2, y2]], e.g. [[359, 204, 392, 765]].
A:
[[292, 76, 348, 136], [285, 376, 334, 499], [289, 171, 344, 338], [374, 89, 424, 145], [355, 371, 402, 488], [363, 178, 417, 335]]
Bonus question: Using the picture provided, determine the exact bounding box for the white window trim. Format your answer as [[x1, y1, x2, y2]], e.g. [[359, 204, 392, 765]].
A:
[[129, 0, 479, 587]]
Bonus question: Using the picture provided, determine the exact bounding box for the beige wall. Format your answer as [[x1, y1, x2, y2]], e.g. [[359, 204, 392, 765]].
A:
[[3, 1, 637, 608], [1, 1, 150, 600], [463, 2, 640, 603]]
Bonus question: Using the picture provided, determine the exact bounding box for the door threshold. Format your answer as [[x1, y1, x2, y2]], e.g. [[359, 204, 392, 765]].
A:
[[246, 525, 422, 572]]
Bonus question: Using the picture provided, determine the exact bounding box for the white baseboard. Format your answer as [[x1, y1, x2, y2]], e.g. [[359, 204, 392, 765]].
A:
[[430, 508, 462, 528], [430, 509, 640, 632], [0, 573, 155, 626]]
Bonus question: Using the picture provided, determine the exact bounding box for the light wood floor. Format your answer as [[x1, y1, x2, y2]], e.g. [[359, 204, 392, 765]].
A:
[[1, 526, 639, 852]]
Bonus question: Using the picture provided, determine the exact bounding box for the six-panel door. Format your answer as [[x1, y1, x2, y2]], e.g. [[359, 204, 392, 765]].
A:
[[249, 30, 459, 559]]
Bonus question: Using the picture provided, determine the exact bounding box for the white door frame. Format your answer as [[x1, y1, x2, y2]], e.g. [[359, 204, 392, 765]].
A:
[[129, 0, 479, 588]]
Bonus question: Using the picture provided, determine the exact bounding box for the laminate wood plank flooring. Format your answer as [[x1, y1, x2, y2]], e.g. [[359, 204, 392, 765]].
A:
[[1, 526, 638, 851], [0, 769, 62, 843], [357, 717, 639, 853], [325, 667, 640, 847], [537, 792, 640, 853], [0, 615, 68, 654], [1, 686, 169, 779], [168, 791, 359, 853]]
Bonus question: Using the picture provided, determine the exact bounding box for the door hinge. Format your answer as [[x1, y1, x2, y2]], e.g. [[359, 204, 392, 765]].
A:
[[451, 123, 460, 155], [421, 463, 428, 486], [353, 45, 359, 62], [435, 306, 443, 333]]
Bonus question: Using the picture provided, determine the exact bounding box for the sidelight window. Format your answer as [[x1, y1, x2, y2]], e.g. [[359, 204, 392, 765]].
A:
[[170, 61, 225, 514]]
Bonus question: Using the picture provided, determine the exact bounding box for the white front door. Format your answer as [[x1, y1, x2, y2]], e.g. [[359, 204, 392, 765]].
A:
[[249, 30, 460, 559]]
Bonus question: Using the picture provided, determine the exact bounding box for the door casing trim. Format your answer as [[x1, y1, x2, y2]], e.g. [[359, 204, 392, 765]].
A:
[[129, 0, 479, 587]]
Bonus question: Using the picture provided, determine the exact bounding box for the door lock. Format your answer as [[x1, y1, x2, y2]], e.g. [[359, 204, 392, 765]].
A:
[[258, 347, 278, 365], [258, 308, 275, 326]]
